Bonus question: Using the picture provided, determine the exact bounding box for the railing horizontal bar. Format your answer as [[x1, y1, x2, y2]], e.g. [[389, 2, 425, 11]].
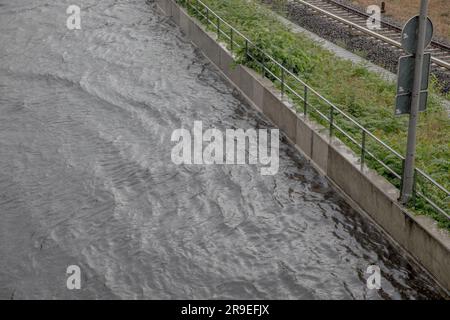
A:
[[284, 83, 305, 102], [416, 169, 450, 196], [333, 123, 362, 147], [416, 191, 450, 220], [311, 107, 331, 124], [364, 149, 402, 180]]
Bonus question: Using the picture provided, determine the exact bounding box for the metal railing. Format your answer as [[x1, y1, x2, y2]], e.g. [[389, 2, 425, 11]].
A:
[[177, 0, 450, 221]]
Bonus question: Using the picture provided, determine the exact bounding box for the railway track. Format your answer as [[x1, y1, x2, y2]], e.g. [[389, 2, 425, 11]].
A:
[[297, 0, 450, 73]]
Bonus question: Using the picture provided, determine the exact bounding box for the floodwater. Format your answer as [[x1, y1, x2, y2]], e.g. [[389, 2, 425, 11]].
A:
[[0, 0, 446, 299]]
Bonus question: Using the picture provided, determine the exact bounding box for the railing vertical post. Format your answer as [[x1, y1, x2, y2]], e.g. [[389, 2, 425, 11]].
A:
[[281, 67, 285, 97], [217, 17, 220, 39], [361, 130, 366, 171], [412, 169, 418, 207], [262, 59, 265, 78], [399, 159, 406, 196], [329, 105, 334, 137], [303, 86, 308, 117], [206, 7, 209, 24], [245, 39, 248, 60], [230, 28, 234, 51]]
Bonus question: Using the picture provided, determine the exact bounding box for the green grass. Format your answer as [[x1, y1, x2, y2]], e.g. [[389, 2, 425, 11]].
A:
[[178, 0, 450, 229]]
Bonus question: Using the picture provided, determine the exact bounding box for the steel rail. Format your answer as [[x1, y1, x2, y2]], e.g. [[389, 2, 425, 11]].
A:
[[296, 0, 450, 70], [323, 0, 450, 53]]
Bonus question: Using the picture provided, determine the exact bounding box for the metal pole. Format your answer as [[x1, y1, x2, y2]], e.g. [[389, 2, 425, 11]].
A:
[[400, 0, 429, 204]]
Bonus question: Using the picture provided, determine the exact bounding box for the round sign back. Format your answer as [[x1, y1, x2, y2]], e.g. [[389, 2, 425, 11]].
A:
[[401, 15, 434, 55]]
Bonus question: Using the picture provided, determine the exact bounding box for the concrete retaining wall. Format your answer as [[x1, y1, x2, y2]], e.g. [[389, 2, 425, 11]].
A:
[[155, 0, 450, 291]]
